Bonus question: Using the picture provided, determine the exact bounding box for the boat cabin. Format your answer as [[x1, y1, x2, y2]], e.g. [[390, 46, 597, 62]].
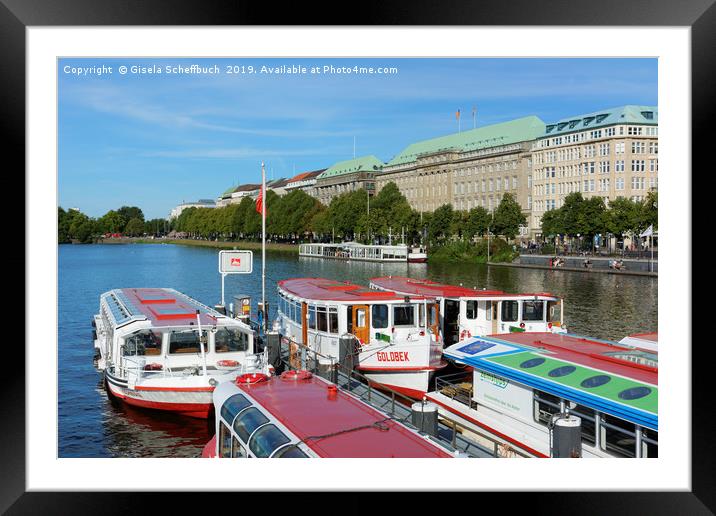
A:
[[204, 370, 456, 458], [429, 332, 658, 458], [369, 276, 565, 346]]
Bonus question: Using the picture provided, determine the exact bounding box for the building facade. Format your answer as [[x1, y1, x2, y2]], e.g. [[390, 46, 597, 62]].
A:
[[313, 155, 383, 206], [530, 105, 658, 236], [284, 169, 325, 195], [168, 199, 216, 219], [375, 117, 546, 224]]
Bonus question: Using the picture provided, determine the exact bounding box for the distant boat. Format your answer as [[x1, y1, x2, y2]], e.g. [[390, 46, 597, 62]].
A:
[[299, 242, 428, 263]]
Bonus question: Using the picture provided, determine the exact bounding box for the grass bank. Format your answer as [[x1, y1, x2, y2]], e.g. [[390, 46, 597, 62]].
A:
[[427, 239, 518, 263], [97, 237, 299, 254]]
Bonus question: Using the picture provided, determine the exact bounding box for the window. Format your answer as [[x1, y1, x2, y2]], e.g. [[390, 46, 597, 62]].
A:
[[372, 305, 389, 329], [547, 301, 561, 323], [501, 301, 519, 322], [600, 413, 637, 458], [533, 391, 561, 426], [215, 327, 249, 353], [393, 305, 415, 327], [328, 307, 338, 334], [219, 422, 233, 458], [231, 436, 247, 458], [249, 424, 291, 458], [465, 300, 478, 320], [316, 306, 328, 332], [168, 330, 207, 355], [308, 306, 316, 330], [522, 301, 544, 321], [273, 445, 310, 458], [220, 394, 251, 425], [123, 329, 163, 356], [233, 407, 269, 443]]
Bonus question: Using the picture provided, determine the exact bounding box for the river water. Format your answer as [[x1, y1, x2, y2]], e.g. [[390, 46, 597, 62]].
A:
[[58, 243, 657, 457]]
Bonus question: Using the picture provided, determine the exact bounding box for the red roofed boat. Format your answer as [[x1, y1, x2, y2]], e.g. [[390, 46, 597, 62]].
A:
[[93, 288, 269, 418], [274, 278, 446, 398], [369, 276, 566, 346], [201, 370, 456, 458]]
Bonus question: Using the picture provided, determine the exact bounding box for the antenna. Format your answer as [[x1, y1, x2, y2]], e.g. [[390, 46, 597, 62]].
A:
[[353, 136, 356, 159]]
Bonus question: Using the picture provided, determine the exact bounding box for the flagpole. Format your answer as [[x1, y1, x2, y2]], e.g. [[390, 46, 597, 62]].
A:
[[261, 161, 266, 333]]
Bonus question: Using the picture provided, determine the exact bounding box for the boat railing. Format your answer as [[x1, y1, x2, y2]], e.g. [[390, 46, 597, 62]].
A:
[[434, 372, 476, 410], [277, 334, 528, 458]]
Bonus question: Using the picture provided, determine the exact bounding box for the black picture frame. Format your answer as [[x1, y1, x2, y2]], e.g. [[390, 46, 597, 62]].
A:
[[5, 0, 709, 513]]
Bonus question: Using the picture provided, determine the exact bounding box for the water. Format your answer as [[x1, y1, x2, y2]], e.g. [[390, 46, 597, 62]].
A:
[[58, 243, 657, 457]]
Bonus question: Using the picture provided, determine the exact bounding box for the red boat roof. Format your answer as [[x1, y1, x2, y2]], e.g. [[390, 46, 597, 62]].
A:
[[119, 288, 221, 327], [370, 276, 557, 299], [278, 277, 427, 302], [238, 375, 452, 458], [488, 332, 658, 384]]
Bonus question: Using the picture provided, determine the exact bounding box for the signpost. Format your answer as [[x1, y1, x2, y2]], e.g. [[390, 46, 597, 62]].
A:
[[218, 250, 253, 307]]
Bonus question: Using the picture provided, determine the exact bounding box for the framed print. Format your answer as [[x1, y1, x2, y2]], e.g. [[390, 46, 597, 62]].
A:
[[5, 0, 713, 512]]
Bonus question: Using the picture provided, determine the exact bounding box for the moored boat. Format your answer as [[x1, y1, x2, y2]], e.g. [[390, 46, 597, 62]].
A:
[[274, 277, 446, 398], [299, 242, 428, 263], [427, 332, 658, 458], [202, 369, 458, 458], [94, 288, 268, 418], [369, 276, 566, 346]]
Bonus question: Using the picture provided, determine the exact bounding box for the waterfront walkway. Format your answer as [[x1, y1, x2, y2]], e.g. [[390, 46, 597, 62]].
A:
[[498, 254, 657, 276]]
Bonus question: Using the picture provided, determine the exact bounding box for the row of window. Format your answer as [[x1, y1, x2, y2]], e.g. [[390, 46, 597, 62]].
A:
[[122, 327, 249, 356], [535, 159, 658, 181], [278, 294, 340, 335], [537, 125, 658, 149], [454, 176, 519, 196]]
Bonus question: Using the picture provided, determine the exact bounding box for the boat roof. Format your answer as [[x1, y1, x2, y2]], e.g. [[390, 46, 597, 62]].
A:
[[278, 277, 429, 303], [370, 276, 558, 300], [619, 332, 658, 351], [236, 374, 453, 458], [101, 288, 228, 328], [444, 332, 658, 430]]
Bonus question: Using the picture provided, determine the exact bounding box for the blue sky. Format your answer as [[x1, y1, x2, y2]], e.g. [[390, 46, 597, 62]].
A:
[[58, 58, 657, 219]]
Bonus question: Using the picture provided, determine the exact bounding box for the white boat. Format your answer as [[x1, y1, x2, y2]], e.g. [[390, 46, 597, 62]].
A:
[[299, 242, 427, 263], [427, 332, 658, 458], [201, 369, 458, 458], [369, 276, 567, 346], [93, 288, 269, 418], [274, 277, 446, 398]]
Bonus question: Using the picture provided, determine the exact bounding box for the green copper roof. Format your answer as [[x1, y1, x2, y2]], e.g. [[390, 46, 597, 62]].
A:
[[544, 105, 658, 137], [221, 186, 238, 197], [317, 155, 384, 179], [385, 116, 546, 167]]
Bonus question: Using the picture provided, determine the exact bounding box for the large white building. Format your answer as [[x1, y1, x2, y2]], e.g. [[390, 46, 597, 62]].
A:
[[168, 199, 216, 220]]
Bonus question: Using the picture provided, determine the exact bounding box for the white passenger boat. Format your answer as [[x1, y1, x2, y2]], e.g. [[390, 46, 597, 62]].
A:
[[299, 242, 427, 263], [369, 276, 566, 346], [427, 332, 658, 458], [274, 277, 446, 398], [201, 369, 457, 458], [93, 288, 268, 418]]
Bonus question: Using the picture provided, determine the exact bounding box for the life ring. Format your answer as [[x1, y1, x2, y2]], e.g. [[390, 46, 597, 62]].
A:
[[460, 329, 472, 340], [280, 370, 313, 381], [217, 359, 239, 368], [143, 363, 163, 371], [236, 372, 269, 385]]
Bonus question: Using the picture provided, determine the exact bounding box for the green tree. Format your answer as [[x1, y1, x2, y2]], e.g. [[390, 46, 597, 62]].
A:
[[637, 190, 658, 232], [117, 206, 144, 223], [540, 209, 564, 238], [464, 206, 491, 240], [124, 217, 146, 236], [98, 210, 127, 233], [492, 193, 526, 240], [429, 204, 454, 244]]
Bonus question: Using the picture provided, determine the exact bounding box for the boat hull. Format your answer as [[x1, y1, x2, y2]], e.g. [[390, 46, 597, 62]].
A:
[[358, 362, 447, 399], [407, 256, 428, 263]]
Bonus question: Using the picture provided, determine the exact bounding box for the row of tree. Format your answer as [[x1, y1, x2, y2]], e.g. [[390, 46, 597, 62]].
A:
[[58, 205, 167, 243], [539, 191, 657, 244]]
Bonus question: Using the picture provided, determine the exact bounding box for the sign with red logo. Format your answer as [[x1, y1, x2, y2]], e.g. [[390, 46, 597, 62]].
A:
[[219, 250, 253, 274]]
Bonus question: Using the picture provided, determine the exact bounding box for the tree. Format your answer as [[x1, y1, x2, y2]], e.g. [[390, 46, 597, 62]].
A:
[[117, 206, 144, 223], [637, 190, 658, 232], [464, 206, 491, 240], [124, 217, 146, 236], [429, 204, 454, 244], [98, 210, 127, 234], [560, 192, 586, 237], [606, 197, 639, 238], [540, 209, 563, 238], [492, 193, 526, 240]]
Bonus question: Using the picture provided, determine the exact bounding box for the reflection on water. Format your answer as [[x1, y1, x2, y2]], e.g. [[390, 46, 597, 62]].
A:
[[59, 244, 656, 457]]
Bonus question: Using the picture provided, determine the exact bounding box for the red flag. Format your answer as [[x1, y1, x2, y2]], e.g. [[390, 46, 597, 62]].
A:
[[255, 186, 264, 215], [455, 109, 461, 120]]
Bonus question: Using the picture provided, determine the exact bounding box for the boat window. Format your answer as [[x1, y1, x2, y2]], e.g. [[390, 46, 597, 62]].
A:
[[485, 301, 492, 321], [233, 407, 269, 443], [317, 306, 328, 332], [599, 413, 637, 458], [308, 306, 316, 330], [328, 307, 339, 334], [568, 403, 597, 445], [219, 422, 232, 458], [547, 300, 561, 322], [273, 445, 310, 458], [501, 301, 519, 322], [533, 390, 562, 426], [372, 305, 389, 329], [428, 304, 438, 326], [248, 424, 291, 458], [215, 327, 249, 353], [522, 301, 545, 321], [168, 330, 207, 354], [123, 329, 163, 356], [220, 394, 251, 425], [393, 305, 415, 327], [418, 304, 425, 327], [642, 427, 659, 458], [465, 300, 478, 320], [231, 436, 247, 458]]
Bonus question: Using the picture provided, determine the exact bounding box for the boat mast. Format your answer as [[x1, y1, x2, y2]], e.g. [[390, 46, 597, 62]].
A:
[[196, 310, 208, 377], [261, 161, 267, 333]]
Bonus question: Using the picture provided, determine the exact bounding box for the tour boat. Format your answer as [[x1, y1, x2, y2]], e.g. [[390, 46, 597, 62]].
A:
[[619, 332, 658, 352], [369, 276, 566, 346], [426, 332, 658, 458], [299, 242, 427, 263], [201, 369, 457, 458], [93, 288, 269, 418], [274, 277, 446, 398]]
